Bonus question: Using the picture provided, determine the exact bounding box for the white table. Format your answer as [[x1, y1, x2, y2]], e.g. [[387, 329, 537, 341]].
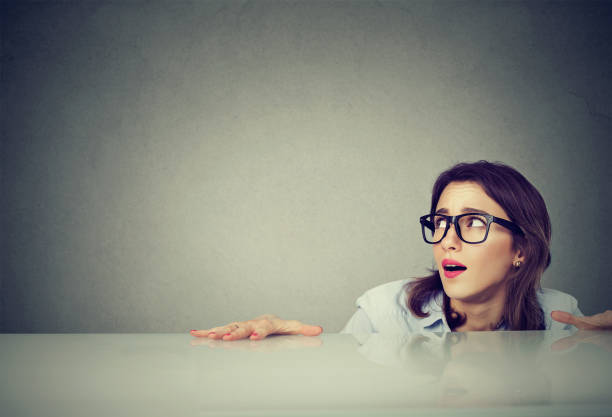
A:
[[1, 331, 611, 416]]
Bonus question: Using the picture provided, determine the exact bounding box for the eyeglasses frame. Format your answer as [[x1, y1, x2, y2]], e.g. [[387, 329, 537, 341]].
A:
[[419, 212, 524, 244]]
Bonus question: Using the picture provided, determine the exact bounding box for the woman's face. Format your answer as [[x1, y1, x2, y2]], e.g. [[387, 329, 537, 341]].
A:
[[433, 181, 522, 303]]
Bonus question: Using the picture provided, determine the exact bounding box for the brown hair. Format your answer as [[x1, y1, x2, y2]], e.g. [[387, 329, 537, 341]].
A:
[[407, 161, 550, 330]]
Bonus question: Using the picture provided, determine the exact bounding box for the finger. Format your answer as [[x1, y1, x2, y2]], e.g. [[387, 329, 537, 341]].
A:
[[223, 324, 253, 341], [213, 323, 243, 340], [190, 329, 216, 338], [274, 319, 323, 336], [284, 321, 323, 337], [203, 323, 240, 339], [551, 310, 577, 325], [551, 311, 598, 330], [300, 324, 324, 336], [587, 310, 612, 330], [249, 323, 275, 340]]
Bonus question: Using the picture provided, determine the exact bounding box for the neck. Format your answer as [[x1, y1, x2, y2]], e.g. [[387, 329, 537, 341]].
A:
[[450, 288, 506, 332]]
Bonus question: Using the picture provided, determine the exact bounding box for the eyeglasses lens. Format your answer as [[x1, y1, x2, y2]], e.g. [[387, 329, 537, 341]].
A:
[[423, 214, 488, 243]]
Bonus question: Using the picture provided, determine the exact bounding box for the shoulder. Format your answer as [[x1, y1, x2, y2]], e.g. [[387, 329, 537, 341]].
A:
[[353, 278, 444, 333], [537, 287, 582, 330], [537, 288, 579, 312], [355, 279, 412, 312]]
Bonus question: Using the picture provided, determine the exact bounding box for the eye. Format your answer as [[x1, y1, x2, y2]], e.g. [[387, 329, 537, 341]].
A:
[[466, 216, 486, 228], [434, 217, 447, 229]]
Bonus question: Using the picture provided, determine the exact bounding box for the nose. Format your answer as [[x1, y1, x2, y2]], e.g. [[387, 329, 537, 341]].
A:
[[439, 222, 461, 251]]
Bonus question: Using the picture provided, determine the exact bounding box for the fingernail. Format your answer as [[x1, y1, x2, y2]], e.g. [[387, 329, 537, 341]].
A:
[[224, 333, 231, 336], [252, 332, 259, 336], [190, 329, 196, 332]]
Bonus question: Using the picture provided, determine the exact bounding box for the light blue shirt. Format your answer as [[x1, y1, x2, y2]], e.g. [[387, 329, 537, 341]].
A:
[[340, 279, 583, 334]]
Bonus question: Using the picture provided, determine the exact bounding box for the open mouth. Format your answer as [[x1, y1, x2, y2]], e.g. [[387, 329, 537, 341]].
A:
[[443, 265, 467, 272], [442, 259, 467, 278]]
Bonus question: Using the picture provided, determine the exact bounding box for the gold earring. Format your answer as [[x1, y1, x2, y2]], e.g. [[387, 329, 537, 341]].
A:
[[513, 260, 522, 268]]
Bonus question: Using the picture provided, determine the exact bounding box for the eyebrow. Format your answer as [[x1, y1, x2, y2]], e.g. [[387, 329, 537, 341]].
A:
[[435, 207, 490, 215]]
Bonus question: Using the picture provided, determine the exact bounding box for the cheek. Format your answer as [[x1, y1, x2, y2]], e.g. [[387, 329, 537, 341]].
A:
[[433, 245, 445, 263], [470, 241, 515, 274], [432, 238, 515, 274]]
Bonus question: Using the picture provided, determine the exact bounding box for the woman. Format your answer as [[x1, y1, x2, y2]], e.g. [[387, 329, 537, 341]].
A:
[[191, 161, 612, 340]]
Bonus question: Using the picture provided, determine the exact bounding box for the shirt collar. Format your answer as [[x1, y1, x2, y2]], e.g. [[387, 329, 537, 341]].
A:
[[416, 291, 506, 331]]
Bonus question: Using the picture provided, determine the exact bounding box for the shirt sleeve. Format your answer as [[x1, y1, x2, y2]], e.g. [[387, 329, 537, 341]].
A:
[[340, 307, 376, 334], [540, 288, 584, 330], [571, 297, 583, 318]]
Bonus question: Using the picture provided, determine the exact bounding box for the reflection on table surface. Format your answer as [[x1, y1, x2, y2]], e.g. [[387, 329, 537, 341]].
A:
[[1, 330, 611, 417]]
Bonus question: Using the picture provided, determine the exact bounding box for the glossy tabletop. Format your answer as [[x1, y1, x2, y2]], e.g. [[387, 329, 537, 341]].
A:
[[1, 331, 611, 417]]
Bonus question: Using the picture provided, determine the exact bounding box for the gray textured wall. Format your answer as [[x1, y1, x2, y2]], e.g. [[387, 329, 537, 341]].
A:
[[1, 1, 610, 333]]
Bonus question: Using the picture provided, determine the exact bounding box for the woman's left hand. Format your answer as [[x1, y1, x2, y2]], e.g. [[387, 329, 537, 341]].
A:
[[551, 310, 612, 330]]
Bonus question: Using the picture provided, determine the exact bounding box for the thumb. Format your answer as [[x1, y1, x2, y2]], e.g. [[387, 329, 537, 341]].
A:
[[300, 324, 323, 336], [275, 319, 323, 336], [551, 311, 596, 330]]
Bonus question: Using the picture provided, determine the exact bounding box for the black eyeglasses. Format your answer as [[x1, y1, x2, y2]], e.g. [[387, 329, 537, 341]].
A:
[[419, 213, 524, 244]]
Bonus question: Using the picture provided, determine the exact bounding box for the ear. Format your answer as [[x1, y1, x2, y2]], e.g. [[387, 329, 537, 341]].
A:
[[513, 247, 525, 265]]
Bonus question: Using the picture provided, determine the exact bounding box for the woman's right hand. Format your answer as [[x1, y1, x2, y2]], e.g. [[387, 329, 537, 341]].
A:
[[190, 314, 323, 341]]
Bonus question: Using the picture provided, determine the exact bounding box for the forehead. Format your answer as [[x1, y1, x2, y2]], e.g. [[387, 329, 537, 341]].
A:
[[436, 181, 509, 218]]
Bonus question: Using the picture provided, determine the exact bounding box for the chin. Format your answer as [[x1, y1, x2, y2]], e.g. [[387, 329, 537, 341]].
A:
[[441, 279, 480, 302], [444, 279, 507, 304], [442, 288, 469, 302]]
